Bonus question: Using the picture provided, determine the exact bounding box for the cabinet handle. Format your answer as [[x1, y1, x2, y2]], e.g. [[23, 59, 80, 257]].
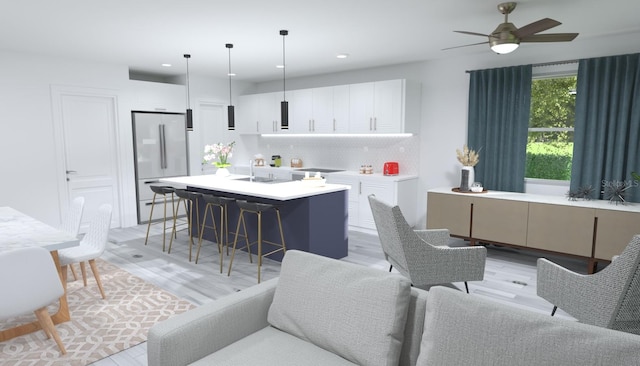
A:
[[359, 181, 362, 195], [309, 119, 312, 132], [374, 117, 377, 131], [369, 117, 373, 131], [312, 119, 315, 131], [333, 118, 336, 131], [256, 121, 259, 132]]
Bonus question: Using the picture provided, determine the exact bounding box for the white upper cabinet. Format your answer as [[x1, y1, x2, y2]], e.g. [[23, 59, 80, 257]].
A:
[[349, 79, 414, 134], [237, 92, 284, 134], [239, 79, 419, 135], [291, 86, 349, 133], [130, 80, 186, 113]]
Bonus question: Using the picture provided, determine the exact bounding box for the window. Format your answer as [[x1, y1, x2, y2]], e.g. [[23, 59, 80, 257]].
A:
[[525, 75, 577, 180]]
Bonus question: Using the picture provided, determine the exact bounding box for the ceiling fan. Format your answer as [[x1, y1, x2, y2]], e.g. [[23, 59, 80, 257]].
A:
[[444, 2, 579, 54]]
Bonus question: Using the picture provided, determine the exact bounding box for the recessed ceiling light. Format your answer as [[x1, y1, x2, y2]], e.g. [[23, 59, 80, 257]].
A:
[[336, 53, 349, 59], [228, 73, 236, 76], [161, 63, 172, 67], [276, 65, 284, 69]]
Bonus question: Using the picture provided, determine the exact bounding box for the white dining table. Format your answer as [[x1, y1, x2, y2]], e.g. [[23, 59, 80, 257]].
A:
[[0, 206, 80, 341]]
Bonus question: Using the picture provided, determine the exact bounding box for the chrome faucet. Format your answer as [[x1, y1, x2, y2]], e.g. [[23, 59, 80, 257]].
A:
[[249, 160, 254, 181]]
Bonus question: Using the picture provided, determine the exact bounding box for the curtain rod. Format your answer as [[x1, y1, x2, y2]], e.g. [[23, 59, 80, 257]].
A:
[[465, 59, 579, 73]]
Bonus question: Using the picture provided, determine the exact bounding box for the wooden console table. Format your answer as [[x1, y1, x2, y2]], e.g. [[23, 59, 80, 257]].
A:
[[426, 188, 640, 273]]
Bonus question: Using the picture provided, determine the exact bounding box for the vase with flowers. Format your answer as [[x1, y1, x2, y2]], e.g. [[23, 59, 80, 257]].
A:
[[456, 145, 480, 192], [203, 141, 236, 177]]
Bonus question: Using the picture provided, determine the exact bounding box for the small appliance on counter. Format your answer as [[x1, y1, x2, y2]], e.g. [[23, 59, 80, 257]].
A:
[[290, 158, 303, 168], [383, 162, 399, 176], [270, 155, 282, 167], [254, 154, 265, 166]]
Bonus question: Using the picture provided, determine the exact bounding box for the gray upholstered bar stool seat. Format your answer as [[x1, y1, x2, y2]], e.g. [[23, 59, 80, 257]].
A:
[[197, 194, 236, 273], [228, 200, 286, 283], [144, 185, 176, 252], [168, 189, 202, 261]]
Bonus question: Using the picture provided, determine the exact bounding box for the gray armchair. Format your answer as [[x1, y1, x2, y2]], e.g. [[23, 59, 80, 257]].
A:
[[368, 194, 487, 293], [537, 235, 640, 335]]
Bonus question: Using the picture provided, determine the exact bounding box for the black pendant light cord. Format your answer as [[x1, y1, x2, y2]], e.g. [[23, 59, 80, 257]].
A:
[[226, 44, 235, 130], [227, 44, 233, 105], [184, 54, 191, 108], [184, 54, 193, 131], [280, 30, 288, 101]]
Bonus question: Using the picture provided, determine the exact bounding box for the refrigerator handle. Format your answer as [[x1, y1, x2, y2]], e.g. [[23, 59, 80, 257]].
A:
[[159, 124, 167, 169]]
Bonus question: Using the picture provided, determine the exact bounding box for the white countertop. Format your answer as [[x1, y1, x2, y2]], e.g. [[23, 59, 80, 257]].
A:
[[236, 165, 418, 182], [160, 174, 350, 201], [429, 187, 640, 213]]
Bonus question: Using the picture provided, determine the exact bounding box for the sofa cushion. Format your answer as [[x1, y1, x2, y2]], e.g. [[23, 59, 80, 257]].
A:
[[190, 326, 357, 366], [416, 286, 640, 366], [268, 250, 412, 366]]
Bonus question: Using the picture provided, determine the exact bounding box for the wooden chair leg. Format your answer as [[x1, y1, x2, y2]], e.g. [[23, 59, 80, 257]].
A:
[[464, 281, 470, 294], [551, 306, 557, 316], [69, 264, 78, 281], [88, 259, 106, 299], [34, 307, 66, 355], [79, 261, 88, 287]]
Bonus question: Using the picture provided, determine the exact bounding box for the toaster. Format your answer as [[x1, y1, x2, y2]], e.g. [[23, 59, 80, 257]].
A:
[[383, 162, 399, 176]]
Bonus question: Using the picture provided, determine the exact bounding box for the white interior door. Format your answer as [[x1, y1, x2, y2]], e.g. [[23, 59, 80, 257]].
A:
[[52, 86, 121, 231], [198, 102, 226, 174]]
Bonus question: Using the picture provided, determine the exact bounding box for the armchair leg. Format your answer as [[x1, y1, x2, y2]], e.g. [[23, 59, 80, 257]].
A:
[[551, 306, 557, 316], [464, 282, 469, 294], [389, 264, 393, 272]]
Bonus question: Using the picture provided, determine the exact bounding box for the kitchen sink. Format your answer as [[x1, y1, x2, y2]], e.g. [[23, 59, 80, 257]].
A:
[[235, 177, 289, 184]]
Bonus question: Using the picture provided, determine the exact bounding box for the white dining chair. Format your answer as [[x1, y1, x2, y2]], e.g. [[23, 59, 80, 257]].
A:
[[58, 203, 112, 299], [60, 196, 85, 281], [0, 246, 67, 354]]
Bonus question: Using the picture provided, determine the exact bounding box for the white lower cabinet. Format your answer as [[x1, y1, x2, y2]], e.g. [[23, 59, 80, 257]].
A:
[[327, 174, 417, 231]]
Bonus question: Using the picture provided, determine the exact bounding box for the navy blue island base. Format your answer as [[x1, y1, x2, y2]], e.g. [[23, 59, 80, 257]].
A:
[[190, 187, 349, 262]]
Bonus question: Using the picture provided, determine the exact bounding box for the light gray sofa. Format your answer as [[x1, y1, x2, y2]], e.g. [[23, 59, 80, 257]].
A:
[[148, 250, 640, 366]]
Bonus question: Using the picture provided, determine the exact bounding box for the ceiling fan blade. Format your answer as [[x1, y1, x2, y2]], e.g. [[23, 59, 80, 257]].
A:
[[520, 33, 579, 43], [454, 30, 489, 37], [513, 18, 561, 38], [442, 41, 489, 51]]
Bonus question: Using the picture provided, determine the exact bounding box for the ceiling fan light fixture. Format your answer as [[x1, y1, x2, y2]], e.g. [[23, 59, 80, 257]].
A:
[[490, 39, 519, 54]]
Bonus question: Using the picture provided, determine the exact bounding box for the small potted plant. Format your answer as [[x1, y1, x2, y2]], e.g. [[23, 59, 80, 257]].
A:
[[456, 145, 480, 192], [204, 141, 236, 176]]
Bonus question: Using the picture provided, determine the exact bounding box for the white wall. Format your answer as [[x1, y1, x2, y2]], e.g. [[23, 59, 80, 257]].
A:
[[0, 52, 131, 225], [0, 51, 252, 228]]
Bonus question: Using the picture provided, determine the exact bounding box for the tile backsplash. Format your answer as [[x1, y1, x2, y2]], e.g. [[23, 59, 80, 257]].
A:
[[250, 135, 419, 175]]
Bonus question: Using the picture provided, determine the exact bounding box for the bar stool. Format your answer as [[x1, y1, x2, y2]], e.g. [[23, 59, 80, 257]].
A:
[[196, 194, 235, 273], [144, 185, 176, 252], [227, 200, 286, 283], [168, 189, 202, 261]]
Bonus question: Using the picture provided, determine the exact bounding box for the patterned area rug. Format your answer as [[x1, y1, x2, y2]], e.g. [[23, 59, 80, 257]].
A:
[[0, 259, 196, 365]]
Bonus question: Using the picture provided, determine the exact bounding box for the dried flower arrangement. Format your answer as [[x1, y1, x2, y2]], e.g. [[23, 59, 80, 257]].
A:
[[456, 145, 480, 167]]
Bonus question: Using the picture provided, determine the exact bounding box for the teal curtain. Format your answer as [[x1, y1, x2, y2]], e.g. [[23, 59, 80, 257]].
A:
[[571, 53, 640, 202], [468, 65, 532, 192]]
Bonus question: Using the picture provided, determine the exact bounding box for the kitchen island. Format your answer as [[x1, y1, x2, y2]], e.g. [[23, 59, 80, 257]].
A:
[[159, 175, 350, 261]]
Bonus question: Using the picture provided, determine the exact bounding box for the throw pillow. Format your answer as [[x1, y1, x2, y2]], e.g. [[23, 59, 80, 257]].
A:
[[268, 250, 412, 366]]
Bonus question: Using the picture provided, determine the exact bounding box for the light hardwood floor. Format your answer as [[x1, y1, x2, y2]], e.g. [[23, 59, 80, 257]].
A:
[[89, 224, 586, 366]]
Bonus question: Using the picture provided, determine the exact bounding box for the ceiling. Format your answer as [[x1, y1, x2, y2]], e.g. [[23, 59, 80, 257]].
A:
[[2, 0, 639, 82]]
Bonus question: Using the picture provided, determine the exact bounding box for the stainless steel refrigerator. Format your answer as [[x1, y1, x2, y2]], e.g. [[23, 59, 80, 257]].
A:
[[132, 111, 189, 223]]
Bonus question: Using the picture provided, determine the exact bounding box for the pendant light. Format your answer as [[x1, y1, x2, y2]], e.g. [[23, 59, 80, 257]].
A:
[[280, 30, 289, 130], [184, 54, 193, 131], [226, 43, 235, 130]]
